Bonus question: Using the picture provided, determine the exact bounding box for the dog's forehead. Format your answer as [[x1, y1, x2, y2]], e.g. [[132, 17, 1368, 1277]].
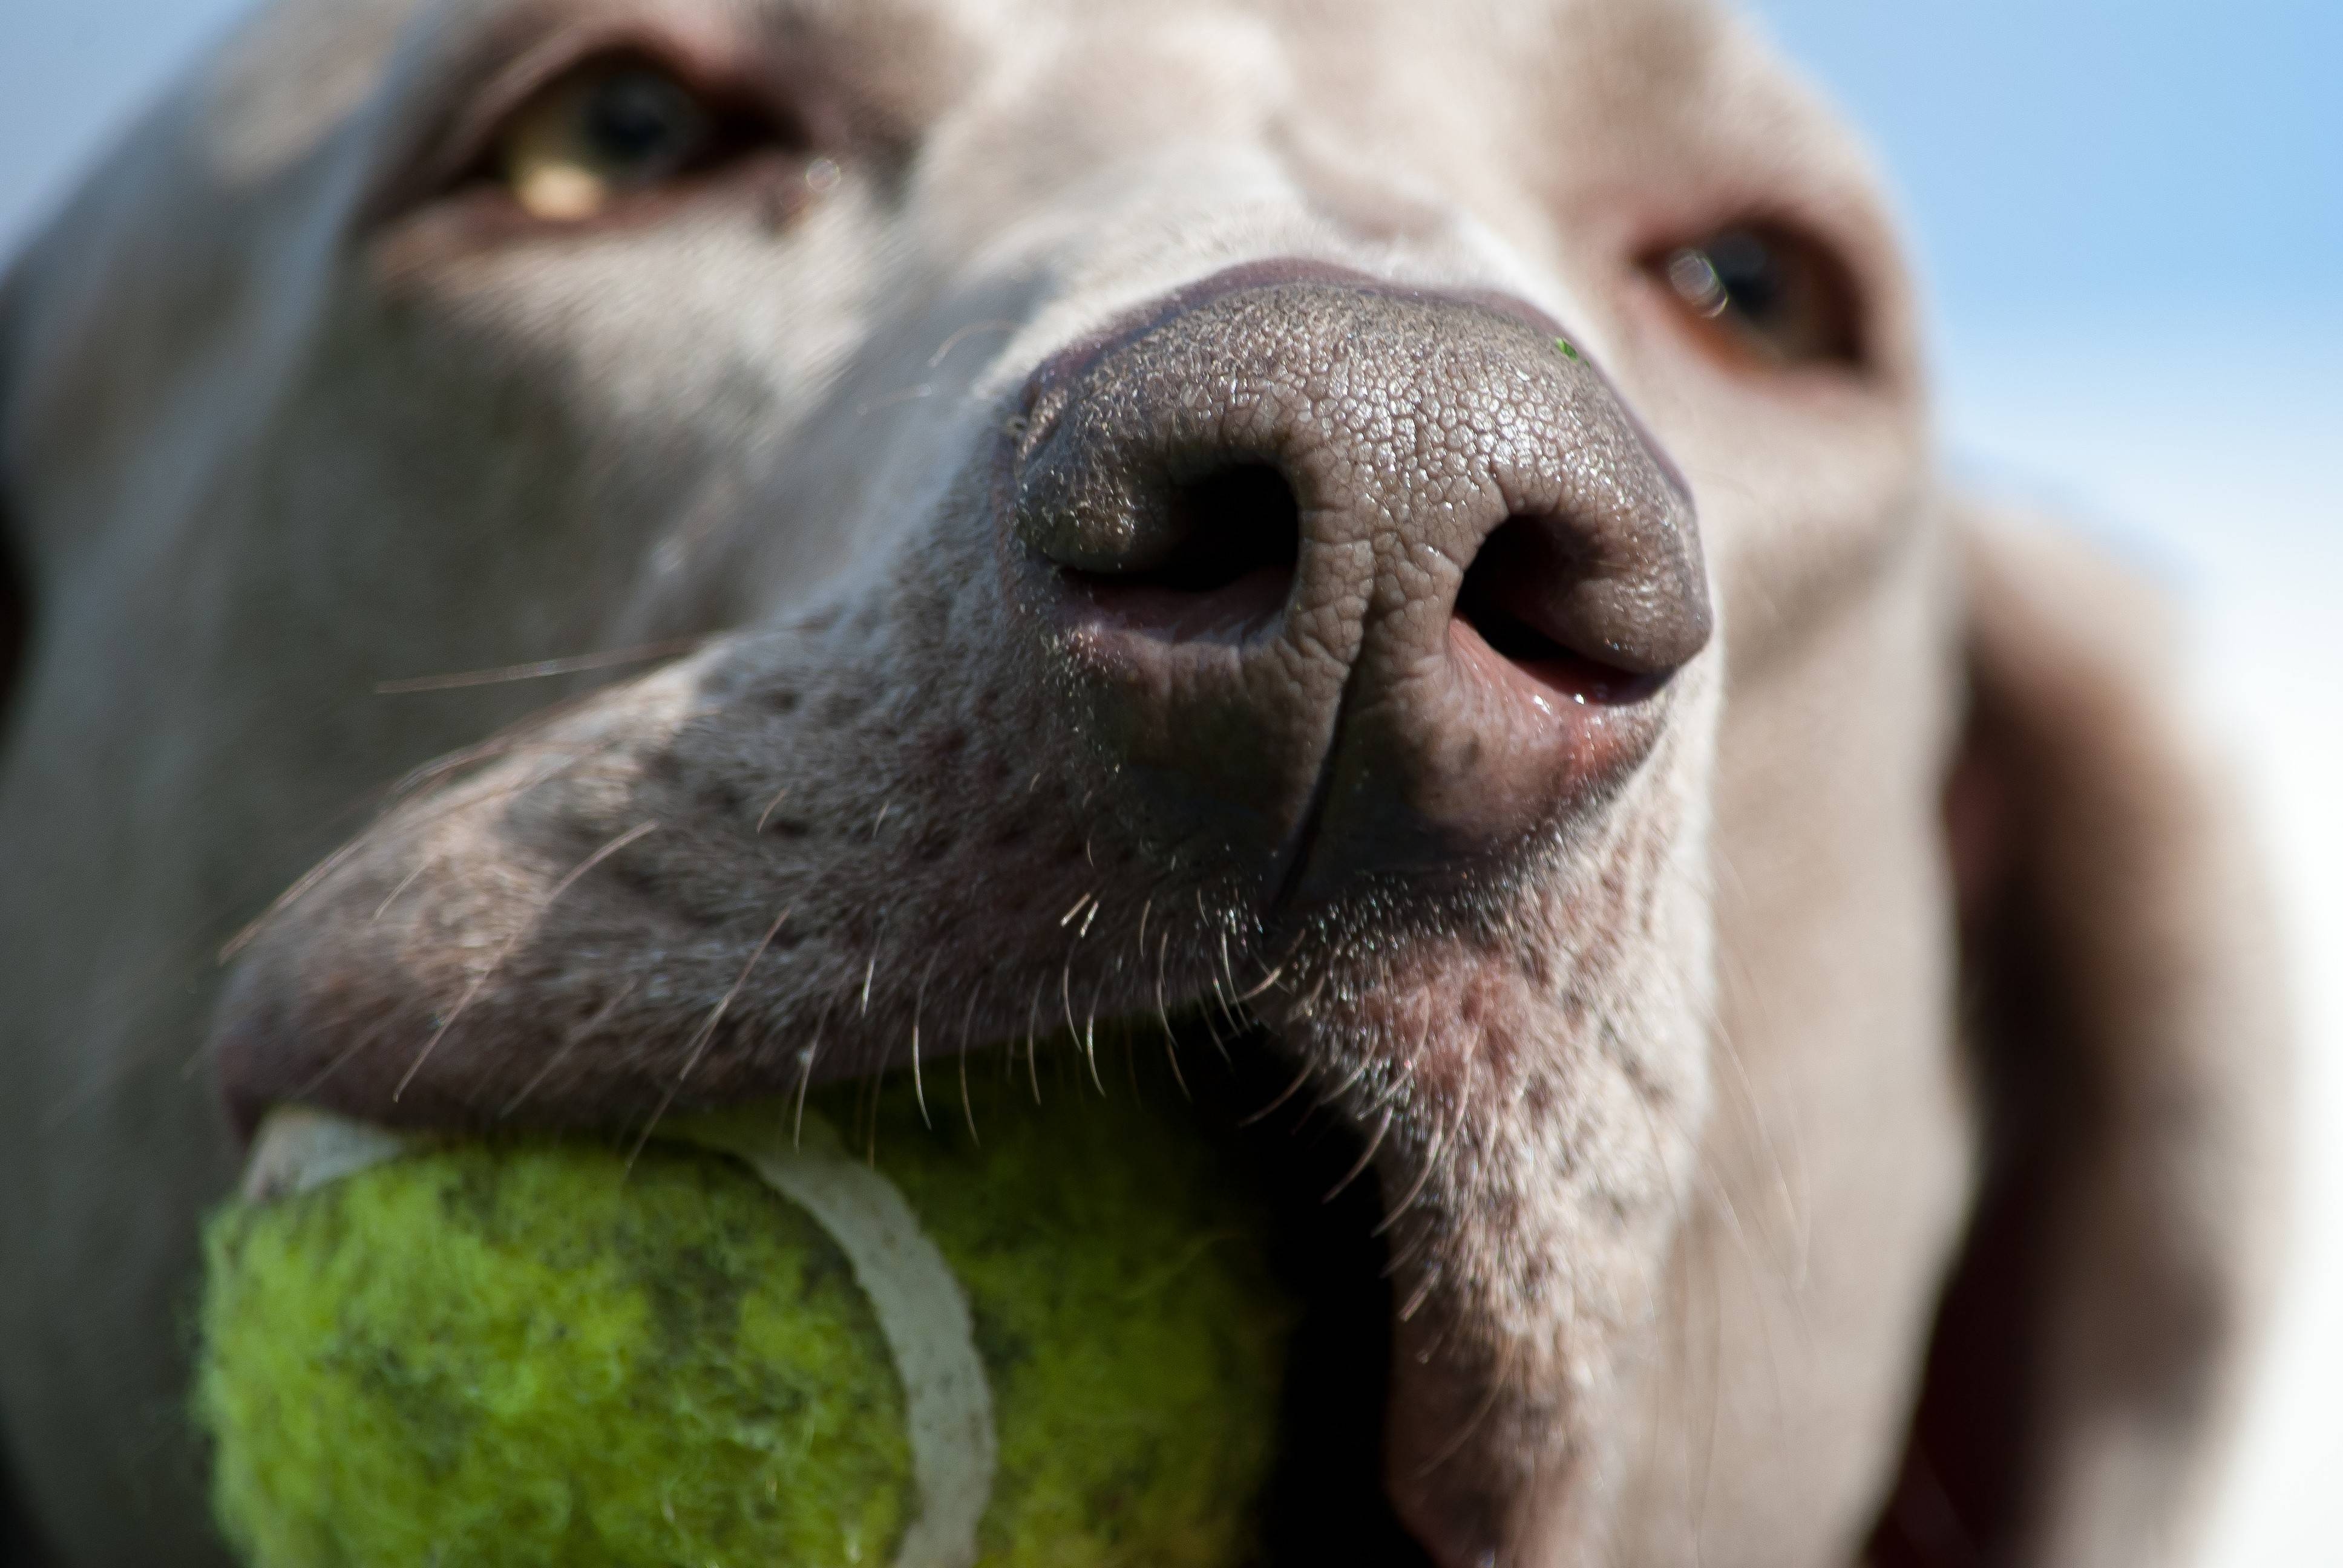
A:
[[177, 0, 1857, 346], [203, 0, 1764, 183]]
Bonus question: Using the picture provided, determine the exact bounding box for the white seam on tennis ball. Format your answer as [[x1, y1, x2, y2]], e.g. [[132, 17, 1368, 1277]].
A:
[[681, 1111, 997, 1568], [240, 1108, 418, 1202], [237, 1104, 998, 1568]]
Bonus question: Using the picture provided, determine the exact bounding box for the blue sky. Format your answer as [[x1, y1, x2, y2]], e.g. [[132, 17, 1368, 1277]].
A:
[[1751, 0, 2342, 330]]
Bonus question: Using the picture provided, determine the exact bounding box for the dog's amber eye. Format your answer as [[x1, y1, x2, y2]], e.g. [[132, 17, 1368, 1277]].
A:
[[1649, 224, 1863, 371], [491, 58, 781, 221]]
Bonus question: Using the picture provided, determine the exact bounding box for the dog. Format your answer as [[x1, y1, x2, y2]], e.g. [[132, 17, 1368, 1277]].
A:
[[0, 0, 2289, 1563]]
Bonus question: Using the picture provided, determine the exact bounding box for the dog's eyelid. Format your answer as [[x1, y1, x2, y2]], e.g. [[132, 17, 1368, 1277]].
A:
[[367, 19, 827, 231], [1636, 216, 1874, 379]]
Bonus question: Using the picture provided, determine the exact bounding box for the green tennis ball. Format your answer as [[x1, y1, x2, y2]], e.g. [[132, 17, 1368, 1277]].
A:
[[195, 1056, 1297, 1568]]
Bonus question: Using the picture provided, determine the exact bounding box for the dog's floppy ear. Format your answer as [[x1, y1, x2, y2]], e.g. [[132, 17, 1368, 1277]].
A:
[[0, 258, 28, 739], [0, 260, 48, 1566], [1870, 508, 2290, 1567]]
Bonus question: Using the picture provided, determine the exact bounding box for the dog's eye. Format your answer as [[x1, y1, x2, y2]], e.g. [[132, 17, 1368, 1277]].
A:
[[1649, 224, 1864, 371], [491, 59, 768, 221]]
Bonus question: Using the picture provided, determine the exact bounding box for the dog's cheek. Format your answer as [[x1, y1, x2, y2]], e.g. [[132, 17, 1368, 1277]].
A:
[[206, 493, 1121, 1128], [349, 182, 900, 631]]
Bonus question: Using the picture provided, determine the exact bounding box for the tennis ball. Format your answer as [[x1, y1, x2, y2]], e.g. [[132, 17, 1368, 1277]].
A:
[[195, 1053, 1297, 1568]]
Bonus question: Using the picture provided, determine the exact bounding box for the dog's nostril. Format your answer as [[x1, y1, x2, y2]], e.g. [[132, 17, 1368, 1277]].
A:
[[1046, 461, 1302, 638], [1455, 516, 1662, 704], [1139, 463, 1302, 593], [1457, 524, 1573, 665]]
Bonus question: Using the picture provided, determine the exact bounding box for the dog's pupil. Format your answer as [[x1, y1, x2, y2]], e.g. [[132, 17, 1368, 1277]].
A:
[[1705, 229, 1783, 322], [585, 71, 701, 169]]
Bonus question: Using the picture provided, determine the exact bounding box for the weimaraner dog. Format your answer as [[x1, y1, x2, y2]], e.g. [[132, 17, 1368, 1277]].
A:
[[0, 0, 2287, 1564]]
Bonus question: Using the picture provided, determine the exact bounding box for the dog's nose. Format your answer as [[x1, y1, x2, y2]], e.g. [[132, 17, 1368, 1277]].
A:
[[1003, 263, 1710, 907]]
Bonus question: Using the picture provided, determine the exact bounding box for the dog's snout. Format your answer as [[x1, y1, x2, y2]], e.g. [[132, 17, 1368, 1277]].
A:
[[1004, 264, 1711, 905]]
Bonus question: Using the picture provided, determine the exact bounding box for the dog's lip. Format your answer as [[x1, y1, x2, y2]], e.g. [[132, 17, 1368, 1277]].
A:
[[1041, 575, 1668, 755], [1448, 609, 1672, 727], [1024, 570, 1673, 918], [1044, 558, 1674, 721]]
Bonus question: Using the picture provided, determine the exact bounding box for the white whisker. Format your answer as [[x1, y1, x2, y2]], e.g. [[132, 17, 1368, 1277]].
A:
[[394, 820, 659, 1100]]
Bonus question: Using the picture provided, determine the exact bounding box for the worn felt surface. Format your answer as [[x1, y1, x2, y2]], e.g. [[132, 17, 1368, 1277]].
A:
[[196, 1053, 1293, 1567]]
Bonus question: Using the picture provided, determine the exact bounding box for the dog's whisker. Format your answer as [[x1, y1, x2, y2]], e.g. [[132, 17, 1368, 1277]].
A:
[[1410, 1333, 1515, 1480], [908, 953, 941, 1129], [923, 318, 1018, 370], [957, 1030, 979, 1145], [951, 979, 988, 1143], [632, 904, 793, 1164], [908, 1015, 927, 1126], [370, 858, 433, 924], [1372, 1113, 1447, 1239], [1023, 975, 1047, 1104], [395, 821, 661, 1102], [1084, 970, 1112, 1093], [851, 383, 937, 420], [278, 1017, 400, 1109], [755, 785, 793, 835], [1196, 981, 1233, 1062], [1397, 1257, 1443, 1325], [220, 837, 372, 962], [1152, 935, 1192, 1099], [500, 978, 641, 1118], [680, 906, 793, 1082], [1238, 1059, 1314, 1128], [1322, 1105, 1392, 1204], [229, 730, 646, 965], [1235, 964, 1285, 1003], [373, 638, 704, 695], [791, 1000, 833, 1149]]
